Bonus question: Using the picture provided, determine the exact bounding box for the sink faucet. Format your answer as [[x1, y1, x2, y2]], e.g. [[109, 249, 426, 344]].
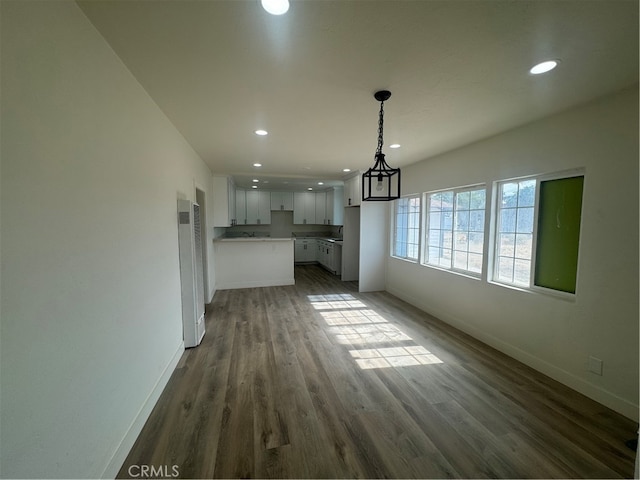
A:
[[338, 226, 343, 236]]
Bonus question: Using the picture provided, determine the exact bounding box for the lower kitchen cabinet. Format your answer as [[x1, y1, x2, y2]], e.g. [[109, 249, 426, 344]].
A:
[[295, 238, 341, 275], [316, 239, 342, 275], [294, 239, 317, 263]]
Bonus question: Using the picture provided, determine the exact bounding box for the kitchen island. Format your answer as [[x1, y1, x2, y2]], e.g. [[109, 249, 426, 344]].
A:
[[213, 237, 294, 290]]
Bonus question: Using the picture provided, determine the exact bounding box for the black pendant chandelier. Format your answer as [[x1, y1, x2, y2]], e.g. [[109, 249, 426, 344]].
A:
[[362, 90, 401, 201]]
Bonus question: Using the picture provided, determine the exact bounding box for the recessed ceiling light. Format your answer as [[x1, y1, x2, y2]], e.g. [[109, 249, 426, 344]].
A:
[[253, 163, 262, 167], [343, 168, 351, 172], [255, 129, 268, 136], [252, 185, 258, 189], [261, 0, 289, 15], [529, 60, 558, 75], [318, 182, 324, 185], [252, 179, 259, 183], [307, 187, 313, 191], [389, 144, 401, 149]]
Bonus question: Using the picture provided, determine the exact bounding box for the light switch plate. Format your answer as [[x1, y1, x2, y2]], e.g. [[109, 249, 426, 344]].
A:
[[588, 356, 603, 375]]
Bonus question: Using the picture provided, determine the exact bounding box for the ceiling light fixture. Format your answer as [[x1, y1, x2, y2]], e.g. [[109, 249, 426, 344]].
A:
[[343, 168, 351, 173], [529, 60, 558, 75], [389, 144, 401, 149], [261, 0, 289, 15], [253, 163, 262, 167], [362, 90, 400, 201], [252, 179, 259, 183], [255, 129, 268, 136]]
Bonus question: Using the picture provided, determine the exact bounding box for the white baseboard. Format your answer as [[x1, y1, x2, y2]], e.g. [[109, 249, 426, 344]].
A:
[[386, 286, 639, 422], [216, 277, 295, 290], [101, 341, 185, 478]]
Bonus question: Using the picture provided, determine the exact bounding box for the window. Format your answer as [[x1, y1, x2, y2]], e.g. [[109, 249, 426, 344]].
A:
[[494, 173, 584, 294], [425, 186, 486, 275], [392, 196, 421, 261], [495, 179, 536, 286]]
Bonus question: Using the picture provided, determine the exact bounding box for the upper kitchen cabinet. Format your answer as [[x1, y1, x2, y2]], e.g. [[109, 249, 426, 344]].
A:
[[326, 186, 344, 225], [315, 191, 327, 225], [234, 189, 271, 225], [344, 173, 361, 207], [293, 191, 316, 225], [213, 175, 236, 227], [245, 190, 271, 225], [270, 191, 294, 211], [235, 188, 247, 225]]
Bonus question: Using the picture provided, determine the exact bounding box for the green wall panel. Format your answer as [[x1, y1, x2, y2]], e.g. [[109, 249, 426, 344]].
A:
[[534, 176, 584, 293]]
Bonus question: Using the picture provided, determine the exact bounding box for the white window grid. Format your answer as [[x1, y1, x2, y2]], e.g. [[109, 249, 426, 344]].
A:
[[392, 195, 421, 262], [424, 186, 486, 276], [494, 179, 537, 287]]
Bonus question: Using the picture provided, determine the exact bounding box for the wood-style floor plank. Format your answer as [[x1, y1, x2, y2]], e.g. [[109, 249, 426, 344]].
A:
[[118, 264, 637, 479]]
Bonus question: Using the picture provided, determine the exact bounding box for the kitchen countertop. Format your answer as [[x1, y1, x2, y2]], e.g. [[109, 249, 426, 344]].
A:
[[214, 237, 293, 243], [294, 236, 343, 243], [215, 236, 342, 244]]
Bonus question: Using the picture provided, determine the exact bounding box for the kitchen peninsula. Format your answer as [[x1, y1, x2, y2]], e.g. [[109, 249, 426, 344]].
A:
[[213, 237, 294, 290]]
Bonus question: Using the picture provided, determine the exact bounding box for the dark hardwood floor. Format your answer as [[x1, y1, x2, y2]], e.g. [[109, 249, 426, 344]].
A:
[[118, 264, 637, 479]]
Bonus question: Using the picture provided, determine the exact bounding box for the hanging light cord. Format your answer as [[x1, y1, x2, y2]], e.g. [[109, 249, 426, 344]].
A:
[[376, 100, 385, 157]]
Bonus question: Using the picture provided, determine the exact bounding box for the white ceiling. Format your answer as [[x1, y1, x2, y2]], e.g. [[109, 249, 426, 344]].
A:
[[77, 0, 638, 191]]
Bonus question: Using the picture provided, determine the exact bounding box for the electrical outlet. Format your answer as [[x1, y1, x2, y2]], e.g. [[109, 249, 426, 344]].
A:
[[588, 356, 603, 376]]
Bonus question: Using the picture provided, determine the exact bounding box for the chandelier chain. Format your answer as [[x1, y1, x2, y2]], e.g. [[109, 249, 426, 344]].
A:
[[376, 101, 385, 155]]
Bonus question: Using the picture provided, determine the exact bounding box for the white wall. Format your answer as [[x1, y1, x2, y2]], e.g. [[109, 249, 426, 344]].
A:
[[359, 202, 388, 292], [386, 86, 639, 420], [0, 1, 214, 477]]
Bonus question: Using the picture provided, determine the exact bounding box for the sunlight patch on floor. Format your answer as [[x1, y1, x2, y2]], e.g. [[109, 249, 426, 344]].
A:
[[329, 323, 412, 345], [350, 346, 444, 370], [320, 309, 385, 325], [307, 294, 444, 370]]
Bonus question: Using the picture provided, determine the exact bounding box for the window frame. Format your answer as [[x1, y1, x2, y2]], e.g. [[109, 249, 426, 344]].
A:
[[422, 184, 487, 278], [391, 194, 422, 263], [490, 169, 585, 298]]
